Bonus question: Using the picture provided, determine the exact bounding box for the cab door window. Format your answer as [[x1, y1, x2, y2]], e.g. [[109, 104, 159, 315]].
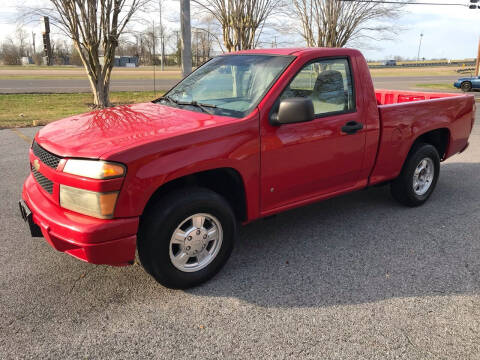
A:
[[280, 58, 355, 116]]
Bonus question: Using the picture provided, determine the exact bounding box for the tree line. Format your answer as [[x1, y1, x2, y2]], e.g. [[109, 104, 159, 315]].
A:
[[0, 22, 214, 67]]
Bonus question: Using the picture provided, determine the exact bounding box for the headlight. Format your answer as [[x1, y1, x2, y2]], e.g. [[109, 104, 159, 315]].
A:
[[63, 159, 125, 179], [60, 185, 119, 219]]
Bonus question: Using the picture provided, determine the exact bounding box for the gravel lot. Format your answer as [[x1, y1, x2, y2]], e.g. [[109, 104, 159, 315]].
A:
[[1, 113, 479, 359]]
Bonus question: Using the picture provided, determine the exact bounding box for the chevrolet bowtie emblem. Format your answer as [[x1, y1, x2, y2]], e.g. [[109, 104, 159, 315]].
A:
[[33, 159, 40, 171]]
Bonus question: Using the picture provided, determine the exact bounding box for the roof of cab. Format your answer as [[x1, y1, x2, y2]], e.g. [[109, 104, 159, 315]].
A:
[[229, 48, 306, 56], [228, 47, 357, 56]]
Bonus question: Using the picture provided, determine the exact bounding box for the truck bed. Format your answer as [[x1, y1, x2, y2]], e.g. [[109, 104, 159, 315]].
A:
[[369, 89, 475, 186]]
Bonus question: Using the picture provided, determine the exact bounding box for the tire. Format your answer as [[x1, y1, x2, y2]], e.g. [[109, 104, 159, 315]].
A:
[[137, 187, 236, 289], [390, 143, 440, 207], [461, 81, 472, 92]]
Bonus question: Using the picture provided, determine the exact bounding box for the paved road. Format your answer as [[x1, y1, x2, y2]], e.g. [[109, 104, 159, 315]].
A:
[[1, 115, 480, 358], [0, 75, 463, 94], [373, 75, 459, 90], [0, 78, 181, 93]]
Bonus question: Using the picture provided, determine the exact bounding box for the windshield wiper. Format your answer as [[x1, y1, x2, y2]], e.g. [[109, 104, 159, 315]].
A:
[[159, 95, 179, 105], [159, 96, 217, 114], [176, 100, 217, 114]]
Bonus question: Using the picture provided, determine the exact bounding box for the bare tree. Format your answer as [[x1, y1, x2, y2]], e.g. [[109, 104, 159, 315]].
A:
[[116, 35, 143, 58], [292, 0, 402, 48], [69, 45, 83, 66], [127, 27, 168, 66], [0, 26, 30, 65], [51, 38, 71, 64], [0, 38, 21, 65], [192, 17, 217, 66], [23, 0, 149, 107], [143, 27, 158, 65], [196, 30, 213, 62], [193, 0, 282, 52], [194, 14, 221, 55], [15, 25, 29, 57]]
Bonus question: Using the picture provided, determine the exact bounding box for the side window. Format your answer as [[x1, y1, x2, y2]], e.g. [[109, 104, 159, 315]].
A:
[[280, 58, 355, 116]]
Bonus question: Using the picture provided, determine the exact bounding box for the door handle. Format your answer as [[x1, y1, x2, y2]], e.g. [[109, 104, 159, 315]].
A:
[[341, 121, 363, 134]]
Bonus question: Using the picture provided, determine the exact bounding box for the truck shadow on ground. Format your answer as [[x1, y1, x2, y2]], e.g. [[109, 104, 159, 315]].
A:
[[188, 162, 480, 308]]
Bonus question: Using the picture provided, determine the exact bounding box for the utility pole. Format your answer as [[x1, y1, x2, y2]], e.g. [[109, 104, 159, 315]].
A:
[[159, 0, 165, 71], [475, 37, 480, 77], [153, 19, 156, 97], [174, 30, 180, 65], [42, 17, 53, 66], [206, 30, 210, 58], [467, 1, 479, 75], [180, 0, 192, 77], [195, 30, 199, 67], [32, 32, 36, 54], [417, 33, 423, 63]]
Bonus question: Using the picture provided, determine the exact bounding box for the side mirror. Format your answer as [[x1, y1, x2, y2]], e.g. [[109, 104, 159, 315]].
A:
[[270, 97, 314, 126]]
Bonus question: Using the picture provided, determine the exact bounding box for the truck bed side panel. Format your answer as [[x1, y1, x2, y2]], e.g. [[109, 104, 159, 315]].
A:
[[369, 95, 474, 185]]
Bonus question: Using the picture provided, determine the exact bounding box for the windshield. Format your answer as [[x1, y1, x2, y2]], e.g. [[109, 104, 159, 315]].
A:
[[156, 54, 294, 118]]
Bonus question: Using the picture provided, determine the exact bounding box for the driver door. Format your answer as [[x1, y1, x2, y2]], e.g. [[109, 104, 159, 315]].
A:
[[260, 57, 366, 212]]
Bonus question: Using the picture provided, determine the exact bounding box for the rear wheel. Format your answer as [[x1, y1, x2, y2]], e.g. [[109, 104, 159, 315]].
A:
[[390, 143, 440, 207], [138, 187, 236, 289], [461, 81, 472, 92]]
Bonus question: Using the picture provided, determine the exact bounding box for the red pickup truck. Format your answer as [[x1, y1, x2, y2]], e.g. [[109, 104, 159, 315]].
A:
[[20, 48, 475, 288]]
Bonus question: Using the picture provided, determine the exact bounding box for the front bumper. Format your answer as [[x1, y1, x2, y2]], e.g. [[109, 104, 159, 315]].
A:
[[22, 174, 139, 266]]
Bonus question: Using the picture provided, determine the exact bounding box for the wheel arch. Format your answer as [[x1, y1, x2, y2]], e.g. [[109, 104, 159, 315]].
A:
[[407, 127, 450, 162], [141, 167, 248, 223]]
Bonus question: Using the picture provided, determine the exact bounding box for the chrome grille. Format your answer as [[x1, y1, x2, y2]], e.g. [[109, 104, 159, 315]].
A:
[[32, 141, 61, 169], [31, 166, 54, 194]]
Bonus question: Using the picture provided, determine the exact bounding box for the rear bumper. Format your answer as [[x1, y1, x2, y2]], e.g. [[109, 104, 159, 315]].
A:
[[22, 174, 139, 266]]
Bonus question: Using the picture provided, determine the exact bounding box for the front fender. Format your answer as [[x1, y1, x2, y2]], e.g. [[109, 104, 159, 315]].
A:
[[110, 114, 260, 219]]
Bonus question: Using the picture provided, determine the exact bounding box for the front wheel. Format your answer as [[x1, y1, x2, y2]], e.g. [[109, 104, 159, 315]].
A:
[[138, 187, 236, 289], [390, 143, 440, 207]]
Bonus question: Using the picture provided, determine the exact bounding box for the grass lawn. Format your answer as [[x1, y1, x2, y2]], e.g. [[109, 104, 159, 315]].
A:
[[414, 83, 458, 90], [0, 65, 78, 70], [0, 65, 182, 81], [0, 91, 164, 129]]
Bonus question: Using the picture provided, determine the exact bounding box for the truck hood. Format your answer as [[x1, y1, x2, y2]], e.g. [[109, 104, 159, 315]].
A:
[[36, 102, 231, 159]]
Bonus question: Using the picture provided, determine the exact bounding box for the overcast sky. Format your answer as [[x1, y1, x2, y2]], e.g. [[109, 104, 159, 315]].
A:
[[0, 0, 478, 61]]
